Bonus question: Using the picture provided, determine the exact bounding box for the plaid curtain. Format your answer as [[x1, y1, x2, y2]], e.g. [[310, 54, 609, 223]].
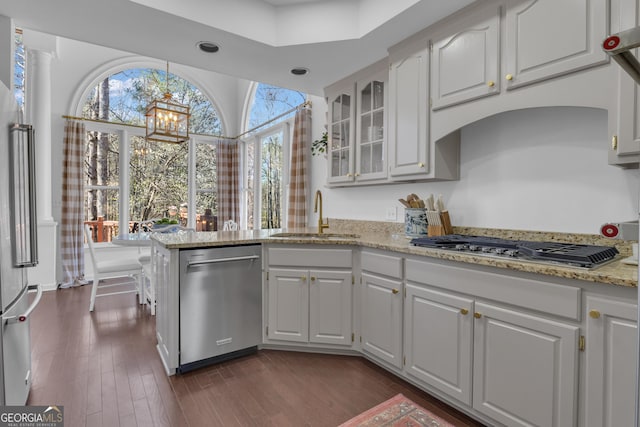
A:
[[287, 108, 311, 228], [60, 120, 86, 288], [216, 138, 240, 225]]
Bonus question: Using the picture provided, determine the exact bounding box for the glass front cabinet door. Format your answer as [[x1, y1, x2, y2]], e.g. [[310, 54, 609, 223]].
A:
[[328, 88, 355, 184], [356, 70, 387, 182]]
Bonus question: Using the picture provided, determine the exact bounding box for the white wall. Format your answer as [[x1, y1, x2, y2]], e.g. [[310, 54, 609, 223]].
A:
[[312, 107, 640, 235]]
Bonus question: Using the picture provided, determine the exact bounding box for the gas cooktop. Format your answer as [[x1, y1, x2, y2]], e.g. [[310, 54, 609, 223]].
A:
[[410, 235, 620, 269]]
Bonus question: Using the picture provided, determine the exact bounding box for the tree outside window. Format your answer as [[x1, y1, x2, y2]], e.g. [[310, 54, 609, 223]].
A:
[[81, 68, 221, 241], [246, 84, 305, 230]]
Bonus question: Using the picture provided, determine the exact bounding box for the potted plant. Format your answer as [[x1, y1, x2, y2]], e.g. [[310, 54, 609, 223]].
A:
[[312, 131, 328, 156]]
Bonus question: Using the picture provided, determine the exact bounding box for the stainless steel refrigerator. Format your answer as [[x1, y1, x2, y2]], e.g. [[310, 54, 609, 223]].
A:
[[0, 81, 42, 405]]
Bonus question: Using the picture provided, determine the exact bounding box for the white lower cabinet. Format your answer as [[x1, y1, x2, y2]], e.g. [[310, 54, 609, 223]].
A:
[[404, 284, 474, 405], [404, 257, 581, 427], [361, 272, 403, 368], [584, 295, 638, 427], [472, 302, 579, 427], [360, 250, 404, 369], [267, 268, 310, 343], [265, 246, 353, 347]]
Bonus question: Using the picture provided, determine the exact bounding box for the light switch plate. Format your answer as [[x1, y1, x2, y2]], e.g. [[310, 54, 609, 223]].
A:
[[385, 207, 397, 221]]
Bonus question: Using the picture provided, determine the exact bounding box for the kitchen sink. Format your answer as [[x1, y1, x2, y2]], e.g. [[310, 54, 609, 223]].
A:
[[269, 232, 360, 240]]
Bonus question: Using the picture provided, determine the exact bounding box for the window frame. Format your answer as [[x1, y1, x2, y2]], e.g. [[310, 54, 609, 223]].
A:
[[82, 120, 221, 243], [249, 119, 291, 230]]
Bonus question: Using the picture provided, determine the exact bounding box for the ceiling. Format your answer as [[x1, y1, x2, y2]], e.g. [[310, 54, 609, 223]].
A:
[[0, 0, 475, 95]]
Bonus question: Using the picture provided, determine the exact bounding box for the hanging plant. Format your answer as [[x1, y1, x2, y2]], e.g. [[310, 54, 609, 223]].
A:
[[312, 131, 328, 156]]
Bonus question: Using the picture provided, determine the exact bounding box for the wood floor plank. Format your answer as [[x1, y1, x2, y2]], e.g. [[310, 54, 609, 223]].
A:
[[27, 282, 485, 427]]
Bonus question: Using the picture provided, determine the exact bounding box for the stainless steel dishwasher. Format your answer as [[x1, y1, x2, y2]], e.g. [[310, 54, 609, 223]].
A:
[[178, 244, 262, 373]]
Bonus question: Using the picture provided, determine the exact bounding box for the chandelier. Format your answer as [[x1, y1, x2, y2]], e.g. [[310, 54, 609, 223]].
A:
[[145, 62, 191, 144]]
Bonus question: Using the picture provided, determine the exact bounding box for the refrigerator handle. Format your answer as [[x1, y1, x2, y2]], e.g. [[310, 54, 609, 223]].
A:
[[9, 124, 38, 267], [3, 284, 42, 325]]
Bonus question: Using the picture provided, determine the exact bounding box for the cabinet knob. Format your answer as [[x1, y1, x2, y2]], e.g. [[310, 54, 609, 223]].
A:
[[474, 312, 482, 319], [417, 162, 425, 168], [460, 308, 469, 315], [301, 276, 307, 281], [310, 276, 316, 282], [392, 288, 399, 294], [347, 173, 353, 177], [487, 80, 495, 87], [611, 135, 618, 150], [355, 172, 360, 177], [505, 74, 513, 81], [589, 310, 601, 319]]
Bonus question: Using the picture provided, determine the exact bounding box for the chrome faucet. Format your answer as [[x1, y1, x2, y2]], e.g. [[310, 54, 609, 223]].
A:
[[314, 190, 329, 234]]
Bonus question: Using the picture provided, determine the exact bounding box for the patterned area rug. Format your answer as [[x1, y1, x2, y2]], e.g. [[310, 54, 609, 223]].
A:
[[338, 393, 455, 427]]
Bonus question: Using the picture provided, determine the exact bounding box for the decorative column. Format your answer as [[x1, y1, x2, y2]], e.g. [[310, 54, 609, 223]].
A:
[[26, 48, 54, 221], [23, 30, 58, 290]]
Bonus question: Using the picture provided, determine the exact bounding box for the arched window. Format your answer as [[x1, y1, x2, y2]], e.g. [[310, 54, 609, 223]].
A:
[[80, 67, 222, 241], [244, 84, 306, 230]]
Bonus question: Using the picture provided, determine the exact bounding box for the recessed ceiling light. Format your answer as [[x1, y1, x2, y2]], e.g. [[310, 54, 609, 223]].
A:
[[290, 67, 309, 76], [197, 41, 220, 53]]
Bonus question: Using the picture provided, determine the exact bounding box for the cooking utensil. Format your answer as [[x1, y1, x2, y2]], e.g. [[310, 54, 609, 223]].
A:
[[398, 198, 411, 208]]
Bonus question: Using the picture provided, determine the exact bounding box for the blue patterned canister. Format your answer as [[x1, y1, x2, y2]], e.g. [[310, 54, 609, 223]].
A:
[[405, 208, 428, 237]]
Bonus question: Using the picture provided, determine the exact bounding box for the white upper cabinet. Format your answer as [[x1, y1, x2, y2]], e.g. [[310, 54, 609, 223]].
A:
[[431, 6, 501, 110], [355, 69, 388, 182], [327, 85, 356, 185], [504, 0, 608, 90], [388, 46, 431, 178], [609, 0, 640, 165], [325, 60, 389, 186]]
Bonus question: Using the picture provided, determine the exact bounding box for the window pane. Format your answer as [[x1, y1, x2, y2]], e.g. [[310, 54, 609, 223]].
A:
[[246, 139, 255, 230], [196, 142, 217, 230], [261, 132, 283, 229], [84, 131, 119, 222], [83, 188, 119, 242], [129, 135, 188, 223]]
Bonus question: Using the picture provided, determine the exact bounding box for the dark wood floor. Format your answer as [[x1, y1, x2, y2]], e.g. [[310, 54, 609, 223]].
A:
[[27, 283, 485, 427]]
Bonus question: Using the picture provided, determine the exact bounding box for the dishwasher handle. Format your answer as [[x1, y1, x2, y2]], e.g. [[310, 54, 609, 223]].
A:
[[187, 254, 260, 268]]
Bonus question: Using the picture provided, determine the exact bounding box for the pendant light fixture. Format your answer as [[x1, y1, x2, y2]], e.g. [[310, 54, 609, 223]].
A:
[[145, 62, 191, 144]]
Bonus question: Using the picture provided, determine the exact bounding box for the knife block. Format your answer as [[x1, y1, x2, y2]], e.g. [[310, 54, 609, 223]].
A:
[[440, 211, 453, 235], [428, 211, 453, 237]]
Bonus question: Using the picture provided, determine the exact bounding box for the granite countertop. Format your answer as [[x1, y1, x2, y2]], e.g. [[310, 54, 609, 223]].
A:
[[151, 222, 637, 288]]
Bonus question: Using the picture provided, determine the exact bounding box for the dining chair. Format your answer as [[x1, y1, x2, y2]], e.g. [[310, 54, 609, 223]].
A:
[[136, 225, 155, 315], [84, 224, 143, 312]]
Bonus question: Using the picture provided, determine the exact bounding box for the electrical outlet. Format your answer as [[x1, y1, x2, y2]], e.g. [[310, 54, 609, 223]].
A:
[[385, 207, 397, 221]]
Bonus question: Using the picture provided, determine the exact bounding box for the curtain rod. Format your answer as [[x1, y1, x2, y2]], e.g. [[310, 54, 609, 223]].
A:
[[233, 100, 312, 139], [61, 115, 231, 139], [62, 99, 311, 141]]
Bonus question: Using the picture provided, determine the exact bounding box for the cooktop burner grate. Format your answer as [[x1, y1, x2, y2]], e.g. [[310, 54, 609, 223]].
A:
[[410, 235, 619, 269], [516, 242, 619, 267]]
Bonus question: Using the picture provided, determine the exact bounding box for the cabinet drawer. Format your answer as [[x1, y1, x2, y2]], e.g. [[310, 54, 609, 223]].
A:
[[361, 251, 403, 278], [268, 247, 352, 268], [405, 258, 580, 320]]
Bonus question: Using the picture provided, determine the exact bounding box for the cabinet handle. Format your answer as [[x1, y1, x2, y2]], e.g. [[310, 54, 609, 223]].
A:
[[487, 80, 495, 87], [460, 308, 469, 315], [589, 310, 601, 319], [611, 135, 618, 150], [417, 162, 425, 168], [505, 74, 513, 81], [310, 276, 316, 282], [392, 288, 399, 294], [474, 312, 482, 319]]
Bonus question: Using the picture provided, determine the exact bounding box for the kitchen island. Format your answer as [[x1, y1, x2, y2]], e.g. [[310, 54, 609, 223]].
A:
[[151, 223, 637, 427]]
